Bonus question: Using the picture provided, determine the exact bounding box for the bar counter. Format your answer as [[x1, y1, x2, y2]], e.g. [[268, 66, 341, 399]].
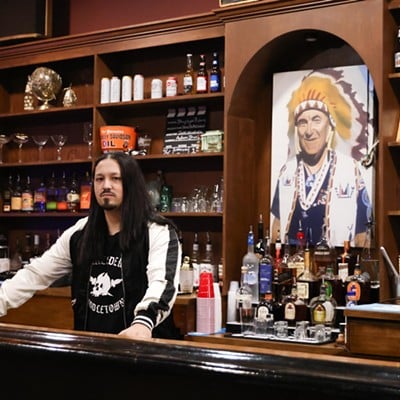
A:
[[0, 322, 398, 399]]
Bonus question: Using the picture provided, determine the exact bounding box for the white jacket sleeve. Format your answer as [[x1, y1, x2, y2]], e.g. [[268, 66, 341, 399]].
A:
[[0, 217, 88, 316]]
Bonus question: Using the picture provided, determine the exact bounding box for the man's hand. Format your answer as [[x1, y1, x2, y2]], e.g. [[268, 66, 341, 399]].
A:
[[118, 323, 152, 340]]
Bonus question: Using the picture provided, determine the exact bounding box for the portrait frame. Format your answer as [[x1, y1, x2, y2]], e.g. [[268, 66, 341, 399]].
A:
[[270, 65, 376, 247]]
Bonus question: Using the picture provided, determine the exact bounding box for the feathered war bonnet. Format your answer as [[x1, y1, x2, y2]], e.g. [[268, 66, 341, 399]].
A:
[[287, 73, 352, 154]]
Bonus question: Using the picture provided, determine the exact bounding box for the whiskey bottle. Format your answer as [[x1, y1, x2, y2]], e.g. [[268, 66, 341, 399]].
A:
[[345, 257, 371, 305], [282, 277, 308, 326], [2, 174, 12, 213], [254, 291, 274, 335], [287, 222, 306, 278], [209, 51, 222, 93], [309, 278, 337, 327], [179, 255, 194, 294], [196, 54, 208, 94], [297, 243, 319, 304], [313, 224, 336, 278], [10, 174, 22, 212], [21, 175, 34, 212], [242, 225, 259, 303], [183, 53, 195, 94], [67, 173, 80, 212]]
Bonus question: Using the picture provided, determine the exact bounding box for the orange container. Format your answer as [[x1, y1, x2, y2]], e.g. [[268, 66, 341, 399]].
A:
[[100, 125, 136, 153]]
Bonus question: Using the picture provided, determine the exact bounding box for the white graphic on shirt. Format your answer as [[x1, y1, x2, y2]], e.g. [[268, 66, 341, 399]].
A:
[[90, 272, 123, 297]]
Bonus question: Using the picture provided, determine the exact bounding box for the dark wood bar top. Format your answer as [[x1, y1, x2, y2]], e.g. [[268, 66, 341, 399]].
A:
[[0, 323, 398, 400]]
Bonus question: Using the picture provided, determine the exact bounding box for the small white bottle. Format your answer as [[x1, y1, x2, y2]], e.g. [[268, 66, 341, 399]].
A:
[[100, 77, 110, 103], [133, 74, 144, 100], [110, 76, 121, 103], [121, 75, 132, 101]]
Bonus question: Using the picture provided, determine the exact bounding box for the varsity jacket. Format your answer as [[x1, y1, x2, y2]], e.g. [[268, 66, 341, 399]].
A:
[[0, 217, 182, 339]]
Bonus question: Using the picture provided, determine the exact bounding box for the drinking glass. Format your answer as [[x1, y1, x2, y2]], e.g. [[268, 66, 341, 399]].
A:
[[12, 133, 29, 163], [51, 134, 68, 160], [32, 135, 49, 161], [83, 122, 93, 159], [0, 134, 11, 164]]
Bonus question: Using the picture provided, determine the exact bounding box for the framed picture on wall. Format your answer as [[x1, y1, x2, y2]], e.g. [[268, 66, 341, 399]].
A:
[[269, 65, 376, 248], [219, 0, 259, 7]]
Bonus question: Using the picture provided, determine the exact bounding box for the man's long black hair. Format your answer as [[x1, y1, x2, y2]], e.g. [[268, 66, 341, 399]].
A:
[[77, 152, 176, 266]]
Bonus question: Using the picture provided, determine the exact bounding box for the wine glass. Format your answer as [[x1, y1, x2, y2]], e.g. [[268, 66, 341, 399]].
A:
[[83, 122, 93, 159], [51, 134, 68, 160], [12, 133, 29, 163], [32, 135, 49, 161], [0, 134, 11, 164]]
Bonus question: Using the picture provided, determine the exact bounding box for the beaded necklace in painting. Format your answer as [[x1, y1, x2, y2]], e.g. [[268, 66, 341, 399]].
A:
[[297, 149, 334, 211]]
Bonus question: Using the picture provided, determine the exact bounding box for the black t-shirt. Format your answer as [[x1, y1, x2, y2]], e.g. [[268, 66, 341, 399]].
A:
[[86, 233, 127, 333]]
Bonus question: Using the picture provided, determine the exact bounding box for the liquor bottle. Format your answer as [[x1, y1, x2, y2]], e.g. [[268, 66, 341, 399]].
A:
[[336, 239, 357, 281], [10, 238, 23, 272], [33, 176, 47, 212], [259, 228, 274, 298], [2, 174, 12, 212], [209, 51, 222, 93], [80, 171, 92, 211], [10, 174, 22, 212], [287, 222, 306, 278], [323, 265, 346, 307], [309, 278, 337, 327], [242, 225, 259, 303], [32, 234, 42, 257], [67, 173, 80, 212], [345, 256, 371, 305], [21, 175, 34, 212], [21, 233, 33, 266], [179, 255, 194, 294], [200, 232, 217, 283], [0, 233, 10, 273], [254, 291, 274, 335], [313, 224, 336, 278], [183, 53, 195, 94], [281, 277, 308, 326], [56, 171, 68, 211], [297, 243, 319, 304], [254, 213, 265, 260], [395, 27, 400, 72], [360, 219, 380, 303], [196, 54, 208, 94], [191, 232, 200, 290], [46, 172, 58, 212], [236, 265, 254, 335]]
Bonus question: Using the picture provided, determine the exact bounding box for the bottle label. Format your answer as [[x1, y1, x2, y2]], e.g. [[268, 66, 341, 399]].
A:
[[196, 76, 207, 92], [313, 303, 326, 323], [346, 281, 361, 301], [297, 282, 309, 300], [284, 302, 296, 320]]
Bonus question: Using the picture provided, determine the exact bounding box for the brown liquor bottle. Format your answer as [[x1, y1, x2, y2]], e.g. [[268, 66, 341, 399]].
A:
[[183, 53, 195, 94]]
